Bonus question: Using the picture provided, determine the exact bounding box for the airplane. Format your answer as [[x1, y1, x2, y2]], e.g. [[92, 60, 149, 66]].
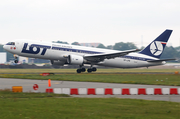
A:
[[3, 29, 175, 73]]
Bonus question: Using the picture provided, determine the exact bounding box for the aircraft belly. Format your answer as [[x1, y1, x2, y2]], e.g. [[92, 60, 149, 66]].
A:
[[100, 58, 138, 68], [98, 58, 163, 68], [46, 50, 63, 60]]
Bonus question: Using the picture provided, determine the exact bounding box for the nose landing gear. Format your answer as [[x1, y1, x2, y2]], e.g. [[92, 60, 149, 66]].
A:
[[14, 55, 18, 63]]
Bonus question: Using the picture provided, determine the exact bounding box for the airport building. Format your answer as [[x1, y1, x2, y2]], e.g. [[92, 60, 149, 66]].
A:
[[0, 52, 7, 63], [19, 56, 29, 64]]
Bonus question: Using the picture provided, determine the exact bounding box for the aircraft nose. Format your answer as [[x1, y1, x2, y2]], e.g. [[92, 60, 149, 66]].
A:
[[3, 45, 7, 50]]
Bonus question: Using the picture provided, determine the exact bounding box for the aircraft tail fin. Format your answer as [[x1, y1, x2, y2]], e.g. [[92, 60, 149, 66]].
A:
[[139, 29, 173, 58]]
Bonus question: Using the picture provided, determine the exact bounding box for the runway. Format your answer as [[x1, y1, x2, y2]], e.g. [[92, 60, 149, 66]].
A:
[[1, 78, 180, 102]]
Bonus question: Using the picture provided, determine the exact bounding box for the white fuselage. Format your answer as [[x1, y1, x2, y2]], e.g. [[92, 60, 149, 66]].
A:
[[3, 40, 164, 68]]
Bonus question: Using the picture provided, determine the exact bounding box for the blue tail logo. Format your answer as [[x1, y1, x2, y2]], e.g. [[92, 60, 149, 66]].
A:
[[140, 29, 172, 58], [150, 41, 166, 56]]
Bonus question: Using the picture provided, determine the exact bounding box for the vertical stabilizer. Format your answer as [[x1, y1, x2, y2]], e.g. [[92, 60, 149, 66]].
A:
[[139, 29, 172, 58]]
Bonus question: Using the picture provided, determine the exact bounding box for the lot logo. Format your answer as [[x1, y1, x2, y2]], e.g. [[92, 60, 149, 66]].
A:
[[21, 43, 51, 55], [150, 41, 164, 56]]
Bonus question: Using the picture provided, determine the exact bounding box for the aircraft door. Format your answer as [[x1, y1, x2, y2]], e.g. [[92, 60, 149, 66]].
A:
[[134, 60, 138, 68], [15, 41, 19, 50]]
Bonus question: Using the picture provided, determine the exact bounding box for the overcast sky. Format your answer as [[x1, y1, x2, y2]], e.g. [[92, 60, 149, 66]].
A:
[[0, 0, 180, 48]]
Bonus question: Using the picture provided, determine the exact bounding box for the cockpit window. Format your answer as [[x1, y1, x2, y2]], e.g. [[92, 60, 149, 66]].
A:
[[6, 42, 15, 45]]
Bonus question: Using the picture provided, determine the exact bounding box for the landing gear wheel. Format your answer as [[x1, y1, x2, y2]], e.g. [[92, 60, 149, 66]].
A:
[[87, 68, 92, 73], [14, 60, 18, 63], [81, 68, 86, 72], [92, 67, 97, 72], [14, 55, 18, 63], [76, 69, 82, 73]]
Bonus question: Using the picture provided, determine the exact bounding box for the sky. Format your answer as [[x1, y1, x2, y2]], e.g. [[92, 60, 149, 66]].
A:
[[0, 0, 180, 48]]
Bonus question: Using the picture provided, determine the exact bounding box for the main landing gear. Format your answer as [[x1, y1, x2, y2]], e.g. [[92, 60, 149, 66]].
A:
[[76, 66, 97, 73], [87, 67, 97, 73], [76, 67, 86, 73]]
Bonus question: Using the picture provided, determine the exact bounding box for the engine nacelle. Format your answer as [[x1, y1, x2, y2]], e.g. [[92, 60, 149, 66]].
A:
[[51, 60, 65, 66], [67, 55, 84, 65]]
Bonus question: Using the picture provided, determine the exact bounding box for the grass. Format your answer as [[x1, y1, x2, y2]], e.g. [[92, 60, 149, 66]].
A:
[[0, 68, 180, 73], [0, 73, 180, 86], [1, 69, 180, 119], [0, 90, 180, 119], [0, 89, 70, 98]]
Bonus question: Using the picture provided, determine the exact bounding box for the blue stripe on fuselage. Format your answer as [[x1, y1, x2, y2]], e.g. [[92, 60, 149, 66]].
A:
[[51, 46, 102, 54], [51, 46, 154, 61], [22, 43, 153, 61]]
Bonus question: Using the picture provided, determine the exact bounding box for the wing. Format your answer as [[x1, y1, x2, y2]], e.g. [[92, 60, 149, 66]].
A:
[[84, 49, 140, 62]]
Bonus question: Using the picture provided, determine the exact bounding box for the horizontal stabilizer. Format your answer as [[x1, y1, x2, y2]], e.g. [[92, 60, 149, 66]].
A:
[[147, 59, 176, 62]]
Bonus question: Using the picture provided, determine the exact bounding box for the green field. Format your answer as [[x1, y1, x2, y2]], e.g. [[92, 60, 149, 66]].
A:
[[0, 69, 180, 86], [0, 68, 180, 73], [1, 69, 180, 119], [0, 90, 180, 119]]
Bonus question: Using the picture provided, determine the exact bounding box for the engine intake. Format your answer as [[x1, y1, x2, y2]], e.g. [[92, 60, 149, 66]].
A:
[[67, 55, 84, 65]]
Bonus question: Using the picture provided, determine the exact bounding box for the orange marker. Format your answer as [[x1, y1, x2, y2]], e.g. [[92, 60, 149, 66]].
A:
[[48, 79, 51, 87]]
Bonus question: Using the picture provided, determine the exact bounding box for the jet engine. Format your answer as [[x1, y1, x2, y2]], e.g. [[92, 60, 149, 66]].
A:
[[50, 60, 65, 66], [67, 55, 84, 65]]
